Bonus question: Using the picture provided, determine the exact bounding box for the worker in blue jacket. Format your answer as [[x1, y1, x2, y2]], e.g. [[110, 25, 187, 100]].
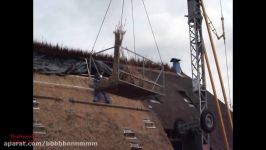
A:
[[93, 72, 110, 104]]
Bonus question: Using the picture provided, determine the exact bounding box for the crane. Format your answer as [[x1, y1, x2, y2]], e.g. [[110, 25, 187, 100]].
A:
[[187, 0, 211, 149], [173, 0, 233, 150], [174, 0, 215, 149]]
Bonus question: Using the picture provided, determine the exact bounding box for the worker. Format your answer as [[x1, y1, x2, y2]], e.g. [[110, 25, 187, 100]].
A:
[[93, 72, 110, 104]]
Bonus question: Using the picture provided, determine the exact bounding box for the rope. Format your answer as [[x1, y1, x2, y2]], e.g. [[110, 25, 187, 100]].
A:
[[219, 0, 224, 18], [219, 0, 232, 109], [219, 0, 225, 41], [90, 0, 113, 54], [121, 0, 125, 25], [205, 8, 232, 109], [141, 0, 163, 64], [223, 39, 232, 109], [91, 57, 100, 75], [88, 0, 112, 77], [131, 0, 136, 54], [205, 14, 221, 40]]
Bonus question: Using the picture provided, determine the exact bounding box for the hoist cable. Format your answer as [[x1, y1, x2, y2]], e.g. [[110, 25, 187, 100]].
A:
[[219, 0, 232, 109], [131, 0, 136, 53], [121, 0, 125, 25], [90, 0, 113, 54], [141, 0, 163, 64]]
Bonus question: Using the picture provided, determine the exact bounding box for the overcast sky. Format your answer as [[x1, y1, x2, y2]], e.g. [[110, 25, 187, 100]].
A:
[[34, 0, 232, 108]]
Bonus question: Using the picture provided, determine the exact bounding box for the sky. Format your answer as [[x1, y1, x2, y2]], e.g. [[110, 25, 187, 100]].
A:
[[33, 0, 233, 108]]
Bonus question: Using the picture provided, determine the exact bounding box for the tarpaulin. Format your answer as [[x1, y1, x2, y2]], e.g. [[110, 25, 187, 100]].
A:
[[33, 51, 112, 75]]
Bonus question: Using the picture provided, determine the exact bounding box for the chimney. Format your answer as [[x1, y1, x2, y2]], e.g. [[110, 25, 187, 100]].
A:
[[170, 58, 182, 74]]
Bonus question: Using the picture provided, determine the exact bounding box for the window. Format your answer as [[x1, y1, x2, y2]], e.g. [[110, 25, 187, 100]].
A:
[[143, 119, 156, 128], [123, 128, 137, 139], [149, 99, 161, 104], [130, 143, 143, 150], [33, 122, 46, 134], [33, 99, 40, 110]]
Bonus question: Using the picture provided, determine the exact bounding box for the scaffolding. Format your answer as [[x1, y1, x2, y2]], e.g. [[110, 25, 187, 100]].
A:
[[88, 26, 164, 98]]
